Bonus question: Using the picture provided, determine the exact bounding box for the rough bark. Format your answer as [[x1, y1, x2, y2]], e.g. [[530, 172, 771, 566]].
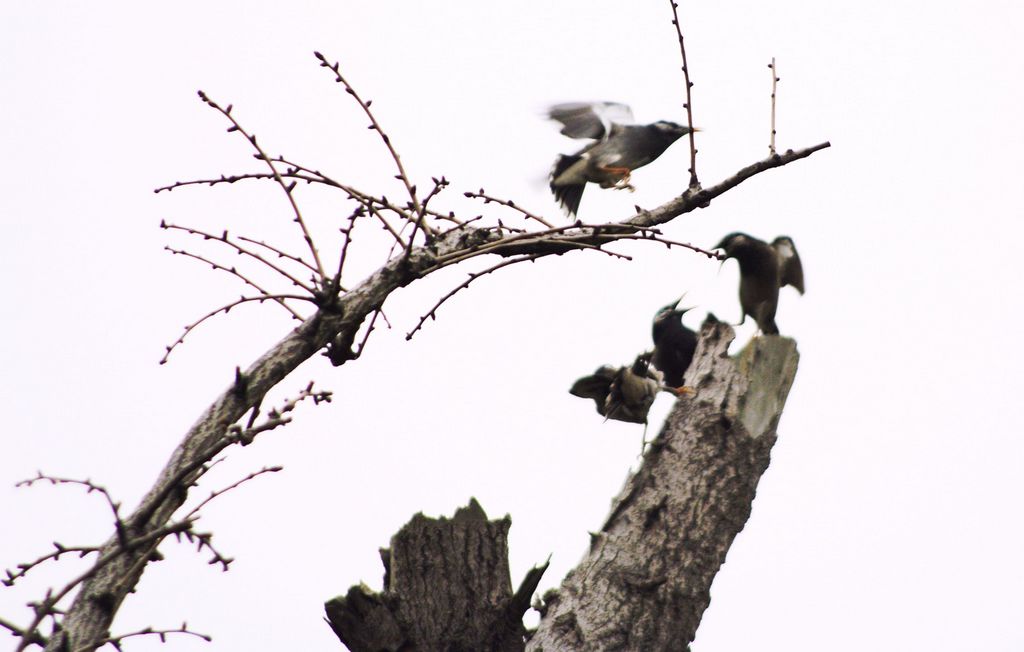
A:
[[526, 318, 799, 651], [325, 500, 546, 652]]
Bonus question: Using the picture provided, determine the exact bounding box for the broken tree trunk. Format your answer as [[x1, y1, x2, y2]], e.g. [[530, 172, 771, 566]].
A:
[[325, 499, 548, 652], [326, 318, 799, 651]]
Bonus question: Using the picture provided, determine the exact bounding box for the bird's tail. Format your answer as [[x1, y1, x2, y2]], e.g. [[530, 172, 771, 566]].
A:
[[550, 154, 586, 216]]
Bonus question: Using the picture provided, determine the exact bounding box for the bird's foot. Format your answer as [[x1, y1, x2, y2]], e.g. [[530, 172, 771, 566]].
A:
[[660, 385, 694, 397], [598, 165, 634, 191]]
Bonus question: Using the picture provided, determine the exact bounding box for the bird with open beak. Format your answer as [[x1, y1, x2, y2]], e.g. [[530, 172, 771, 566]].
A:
[[714, 233, 805, 335], [651, 297, 698, 389], [547, 102, 697, 216]]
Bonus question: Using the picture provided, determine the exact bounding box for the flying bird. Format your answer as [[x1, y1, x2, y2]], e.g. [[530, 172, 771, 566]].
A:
[[651, 298, 698, 388], [547, 102, 696, 216], [714, 233, 804, 335], [570, 353, 664, 425]]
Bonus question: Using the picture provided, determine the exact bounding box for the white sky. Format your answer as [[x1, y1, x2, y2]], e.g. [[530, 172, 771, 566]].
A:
[[2, 2, 1023, 651]]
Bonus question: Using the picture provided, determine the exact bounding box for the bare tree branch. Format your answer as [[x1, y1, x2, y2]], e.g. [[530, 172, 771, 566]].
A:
[[75, 623, 212, 652], [769, 57, 779, 154], [668, 0, 700, 188], [162, 223, 318, 295], [4, 542, 100, 588], [160, 294, 310, 365], [196, 90, 328, 279], [183, 467, 282, 519], [313, 51, 435, 243], [463, 190, 556, 229], [405, 253, 545, 341]]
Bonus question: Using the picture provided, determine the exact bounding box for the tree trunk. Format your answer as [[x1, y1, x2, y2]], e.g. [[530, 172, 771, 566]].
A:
[[325, 500, 545, 652], [326, 318, 799, 651]]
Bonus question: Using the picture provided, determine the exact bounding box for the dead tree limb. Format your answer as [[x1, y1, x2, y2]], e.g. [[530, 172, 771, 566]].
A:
[[527, 318, 799, 651], [325, 500, 548, 652]]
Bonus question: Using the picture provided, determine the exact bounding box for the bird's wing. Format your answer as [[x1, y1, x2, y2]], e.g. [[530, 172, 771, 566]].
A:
[[549, 153, 589, 215], [569, 366, 616, 400], [548, 102, 634, 140], [772, 236, 805, 294]]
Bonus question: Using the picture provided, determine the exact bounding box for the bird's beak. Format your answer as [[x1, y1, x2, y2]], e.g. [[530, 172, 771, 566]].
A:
[[716, 256, 727, 275], [691, 127, 702, 132], [671, 293, 694, 315]]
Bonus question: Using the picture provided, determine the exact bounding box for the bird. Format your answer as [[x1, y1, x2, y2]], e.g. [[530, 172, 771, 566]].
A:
[[547, 102, 697, 216], [570, 353, 664, 425], [714, 233, 805, 335], [651, 297, 698, 388]]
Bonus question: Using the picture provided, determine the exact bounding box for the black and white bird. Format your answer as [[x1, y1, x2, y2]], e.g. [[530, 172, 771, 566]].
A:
[[570, 353, 663, 425], [651, 298, 698, 388], [714, 233, 805, 335], [547, 102, 696, 216]]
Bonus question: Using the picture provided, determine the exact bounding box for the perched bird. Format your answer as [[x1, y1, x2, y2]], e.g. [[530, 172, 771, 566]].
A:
[[714, 233, 805, 335], [547, 102, 696, 216], [651, 298, 698, 388], [570, 353, 663, 424]]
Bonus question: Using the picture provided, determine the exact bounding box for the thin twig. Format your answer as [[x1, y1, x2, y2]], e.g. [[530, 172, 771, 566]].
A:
[[15, 474, 122, 525], [273, 160, 462, 227], [184, 467, 283, 519], [463, 190, 555, 228], [420, 176, 451, 219], [160, 294, 311, 365], [225, 382, 332, 445], [14, 474, 131, 548], [163, 245, 310, 311], [668, 0, 699, 188], [332, 205, 364, 294], [366, 202, 409, 249], [162, 223, 317, 295], [196, 90, 328, 281], [614, 232, 723, 259], [313, 51, 436, 242], [238, 235, 319, 276], [3, 542, 99, 587], [157, 166, 461, 227], [77, 623, 212, 652], [769, 57, 778, 155], [352, 306, 386, 358], [406, 254, 544, 340]]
